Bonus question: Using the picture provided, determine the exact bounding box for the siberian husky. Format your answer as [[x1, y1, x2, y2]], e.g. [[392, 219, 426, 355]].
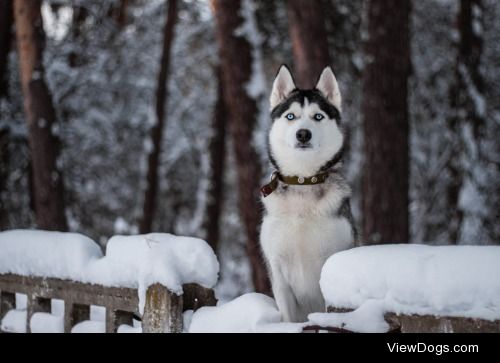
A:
[[260, 65, 357, 322]]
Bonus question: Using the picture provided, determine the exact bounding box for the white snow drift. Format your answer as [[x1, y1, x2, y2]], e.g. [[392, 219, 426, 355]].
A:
[[0, 230, 102, 280], [321, 244, 500, 321], [308, 300, 389, 333], [188, 293, 306, 333]]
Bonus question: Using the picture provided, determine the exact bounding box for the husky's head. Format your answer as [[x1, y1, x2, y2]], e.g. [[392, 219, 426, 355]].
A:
[[268, 65, 344, 177]]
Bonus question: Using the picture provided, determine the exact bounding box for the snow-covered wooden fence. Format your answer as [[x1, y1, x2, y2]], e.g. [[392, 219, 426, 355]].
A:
[[2, 231, 499, 333], [0, 230, 219, 333], [383, 312, 500, 333], [316, 306, 500, 333], [315, 245, 500, 333], [0, 274, 215, 333]]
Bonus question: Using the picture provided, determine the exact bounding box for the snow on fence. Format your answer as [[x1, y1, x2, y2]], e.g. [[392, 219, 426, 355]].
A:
[[2, 231, 499, 333], [0, 230, 218, 333], [317, 244, 500, 333]]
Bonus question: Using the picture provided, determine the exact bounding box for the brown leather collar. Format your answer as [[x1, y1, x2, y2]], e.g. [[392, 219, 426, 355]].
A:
[[261, 171, 329, 198]]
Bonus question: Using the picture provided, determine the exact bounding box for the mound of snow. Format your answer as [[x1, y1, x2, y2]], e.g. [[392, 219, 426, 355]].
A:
[[0, 230, 218, 291], [87, 234, 219, 313], [321, 244, 500, 320], [189, 293, 305, 333], [308, 300, 389, 333], [1, 310, 27, 333], [0, 230, 220, 321], [30, 313, 64, 333], [90, 233, 218, 300], [71, 320, 105, 333], [117, 325, 142, 333], [0, 230, 103, 280]]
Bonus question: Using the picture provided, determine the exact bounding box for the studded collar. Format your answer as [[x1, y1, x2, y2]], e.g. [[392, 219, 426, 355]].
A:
[[261, 171, 330, 198]]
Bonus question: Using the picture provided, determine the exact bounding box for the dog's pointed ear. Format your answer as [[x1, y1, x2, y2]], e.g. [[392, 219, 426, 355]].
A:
[[315, 66, 342, 112], [270, 65, 296, 110]]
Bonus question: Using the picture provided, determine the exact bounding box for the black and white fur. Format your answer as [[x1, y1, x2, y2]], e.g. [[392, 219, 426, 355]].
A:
[[260, 65, 357, 323]]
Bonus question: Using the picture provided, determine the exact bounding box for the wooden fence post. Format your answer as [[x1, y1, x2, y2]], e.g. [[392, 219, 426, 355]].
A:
[[0, 290, 16, 322], [142, 284, 183, 333], [106, 308, 135, 333], [27, 295, 51, 333], [64, 302, 90, 333], [1, 275, 216, 333], [182, 284, 217, 312]]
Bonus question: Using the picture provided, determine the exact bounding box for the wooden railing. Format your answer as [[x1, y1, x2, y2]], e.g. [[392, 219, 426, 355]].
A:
[[0, 273, 216, 333], [326, 306, 500, 333], [383, 312, 500, 333]]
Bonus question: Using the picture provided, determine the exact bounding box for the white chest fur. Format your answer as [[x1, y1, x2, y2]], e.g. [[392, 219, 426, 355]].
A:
[[260, 183, 354, 322]]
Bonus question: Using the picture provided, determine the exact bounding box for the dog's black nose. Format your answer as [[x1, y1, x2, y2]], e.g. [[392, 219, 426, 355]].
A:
[[296, 129, 312, 143]]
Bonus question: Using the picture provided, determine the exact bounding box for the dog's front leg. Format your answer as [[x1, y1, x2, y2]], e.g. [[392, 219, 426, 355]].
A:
[[270, 266, 303, 323]]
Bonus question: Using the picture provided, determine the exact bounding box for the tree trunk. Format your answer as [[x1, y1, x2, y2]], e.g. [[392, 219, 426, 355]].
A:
[[67, 5, 88, 68], [361, 0, 411, 245], [0, 0, 13, 98], [139, 0, 178, 234], [114, 0, 130, 29], [202, 69, 226, 251], [446, 0, 486, 244], [457, 0, 485, 140], [0, 128, 8, 230], [0, 0, 13, 229], [212, 0, 271, 294], [14, 0, 68, 231], [287, 0, 331, 88]]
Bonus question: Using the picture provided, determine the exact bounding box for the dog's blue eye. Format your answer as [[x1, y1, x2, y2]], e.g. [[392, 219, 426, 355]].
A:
[[286, 113, 295, 121], [314, 114, 324, 121]]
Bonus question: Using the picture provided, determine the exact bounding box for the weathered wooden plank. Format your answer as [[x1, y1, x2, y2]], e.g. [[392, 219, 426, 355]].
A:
[[182, 283, 217, 312], [143, 284, 183, 333], [384, 313, 500, 333], [326, 305, 500, 333], [1, 274, 216, 333], [27, 295, 51, 333], [0, 290, 16, 322], [106, 309, 135, 333], [326, 306, 354, 314], [64, 302, 90, 333], [0, 274, 138, 312]]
